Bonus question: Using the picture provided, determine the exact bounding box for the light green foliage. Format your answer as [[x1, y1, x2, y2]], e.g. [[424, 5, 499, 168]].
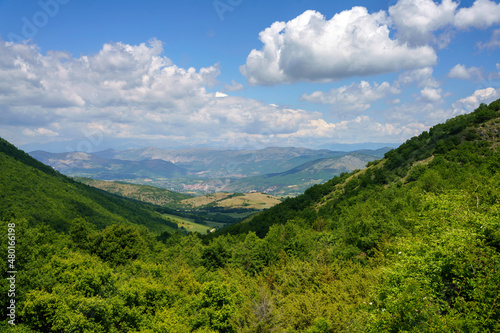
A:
[[195, 281, 243, 332], [21, 251, 123, 332], [363, 192, 500, 332], [49, 252, 116, 297], [22, 289, 122, 332], [142, 307, 191, 333]]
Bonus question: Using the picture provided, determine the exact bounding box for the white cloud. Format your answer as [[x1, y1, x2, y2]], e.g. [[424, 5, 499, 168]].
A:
[[389, 0, 500, 46], [22, 128, 59, 137], [2, 35, 499, 150], [420, 87, 443, 103], [292, 116, 427, 143], [223, 80, 245, 92], [6, 38, 409, 147], [0, 39, 219, 118], [389, 0, 458, 46], [455, 0, 500, 29], [240, 8, 437, 85], [240, 1, 500, 85], [215, 92, 228, 98], [452, 87, 500, 111], [448, 64, 483, 80], [399, 87, 500, 127], [397, 67, 440, 88], [478, 28, 500, 51], [384, 85, 500, 127], [301, 81, 397, 115]]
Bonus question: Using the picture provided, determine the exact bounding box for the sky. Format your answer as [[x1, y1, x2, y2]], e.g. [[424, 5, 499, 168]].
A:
[[0, 0, 500, 152]]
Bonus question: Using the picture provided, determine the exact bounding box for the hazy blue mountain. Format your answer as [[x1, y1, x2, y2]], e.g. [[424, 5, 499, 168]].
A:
[[91, 146, 389, 176], [29, 150, 187, 180]]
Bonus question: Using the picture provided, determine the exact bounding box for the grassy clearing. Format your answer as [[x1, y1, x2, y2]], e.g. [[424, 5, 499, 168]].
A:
[[162, 213, 225, 234], [181, 192, 281, 209], [162, 213, 209, 234]]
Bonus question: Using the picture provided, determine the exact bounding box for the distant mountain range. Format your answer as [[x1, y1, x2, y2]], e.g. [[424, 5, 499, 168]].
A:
[[29, 146, 392, 196], [91, 146, 382, 176], [30, 150, 188, 180], [20, 140, 399, 154]]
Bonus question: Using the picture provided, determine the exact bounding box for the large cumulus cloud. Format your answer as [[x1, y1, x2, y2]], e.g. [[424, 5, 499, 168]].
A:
[[241, 0, 500, 86], [240, 8, 437, 85]]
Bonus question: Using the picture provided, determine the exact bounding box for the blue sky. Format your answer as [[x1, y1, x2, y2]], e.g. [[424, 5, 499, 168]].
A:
[[0, 0, 499, 152]]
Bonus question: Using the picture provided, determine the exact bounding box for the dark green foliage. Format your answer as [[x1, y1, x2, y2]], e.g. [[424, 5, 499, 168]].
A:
[[0, 139, 177, 234], [0, 138, 61, 178], [202, 236, 235, 271], [154, 205, 240, 224], [156, 231, 173, 244], [69, 218, 96, 252], [92, 224, 148, 266]]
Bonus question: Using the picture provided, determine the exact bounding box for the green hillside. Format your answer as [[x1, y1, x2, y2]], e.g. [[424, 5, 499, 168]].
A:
[[1, 100, 500, 332], [215, 100, 500, 240], [0, 138, 177, 234], [74, 177, 194, 206], [224, 152, 379, 196]]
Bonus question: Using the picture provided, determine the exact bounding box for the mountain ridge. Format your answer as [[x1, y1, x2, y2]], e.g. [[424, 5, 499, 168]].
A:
[[29, 150, 188, 180], [29, 146, 390, 196]]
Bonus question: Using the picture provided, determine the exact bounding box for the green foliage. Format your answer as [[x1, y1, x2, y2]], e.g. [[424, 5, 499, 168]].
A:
[[211, 172, 349, 239], [195, 281, 243, 332], [69, 218, 97, 252], [0, 138, 61, 178], [21, 252, 123, 331], [202, 236, 233, 271], [92, 224, 148, 266], [363, 192, 500, 332]]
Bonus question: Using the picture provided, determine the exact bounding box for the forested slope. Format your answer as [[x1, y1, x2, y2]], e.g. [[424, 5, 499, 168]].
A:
[[0, 138, 177, 233], [1, 99, 499, 332], [214, 99, 500, 242]]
